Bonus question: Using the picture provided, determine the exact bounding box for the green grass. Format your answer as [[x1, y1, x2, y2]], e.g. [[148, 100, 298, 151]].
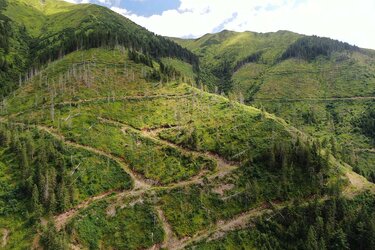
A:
[[161, 57, 196, 80], [0, 216, 34, 250], [2, 48, 193, 115], [250, 53, 375, 100], [173, 30, 301, 65]]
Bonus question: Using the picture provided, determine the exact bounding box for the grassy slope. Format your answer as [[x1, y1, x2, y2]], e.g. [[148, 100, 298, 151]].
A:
[[172, 30, 301, 65], [173, 30, 375, 182], [4, 0, 75, 37]]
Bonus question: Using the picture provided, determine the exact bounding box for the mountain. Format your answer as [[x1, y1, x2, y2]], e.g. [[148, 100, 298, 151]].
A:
[[0, 1, 374, 249], [172, 30, 375, 183], [0, 0, 197, 96]]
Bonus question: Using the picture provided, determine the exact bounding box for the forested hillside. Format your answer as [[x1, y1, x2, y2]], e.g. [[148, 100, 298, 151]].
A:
[[0, 0, 375, 249]]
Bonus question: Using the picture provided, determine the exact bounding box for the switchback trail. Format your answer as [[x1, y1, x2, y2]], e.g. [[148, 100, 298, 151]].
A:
[[0, 119, 240, 230], [99, 117, 239, 180], [35, 125, 153, 190], [3, 118, 373, 249]]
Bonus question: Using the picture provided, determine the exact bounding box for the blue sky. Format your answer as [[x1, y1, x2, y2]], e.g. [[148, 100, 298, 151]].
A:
[[118, 0, 179, 16], [64, 0, 375, 49], [76, 0, 180, 16]]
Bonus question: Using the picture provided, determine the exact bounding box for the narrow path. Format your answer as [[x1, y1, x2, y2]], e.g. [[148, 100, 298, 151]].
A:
[[177, 196, 334, 249], [55, 93, 194, 107], [1, 93, 193, 120], [1, 228, 9, 248], [141, 127, 238, 180], [155, 207, 180, 249], [37, 125, 152, 190], [354, 148, 375, 153], [174, 204, 274, 250], [254, 96, 375, 102], [31, 234, 40, 250], [54, 191, 118, 230], [99, 117, 238, 180], [0, 119, 241, 232]]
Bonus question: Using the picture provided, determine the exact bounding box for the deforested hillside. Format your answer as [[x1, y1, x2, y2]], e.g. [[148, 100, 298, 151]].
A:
[[0, 0, 198, 97], [1, 46, 373, 249], [0, 1, 375, 249], [172, 30, 375, 183]]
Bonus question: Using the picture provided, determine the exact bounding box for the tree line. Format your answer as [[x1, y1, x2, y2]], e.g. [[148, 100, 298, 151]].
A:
[[0, 125, 76, 218], [281, 35, 359, 61], [32, 5, 199, 70]]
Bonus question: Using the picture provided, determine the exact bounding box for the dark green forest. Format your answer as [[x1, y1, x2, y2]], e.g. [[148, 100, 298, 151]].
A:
[[192, 193, 375, 250], [281, 36, 358, 61]]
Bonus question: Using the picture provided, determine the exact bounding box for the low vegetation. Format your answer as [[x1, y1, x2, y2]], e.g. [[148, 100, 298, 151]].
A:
[[0, 1, 374, 249]]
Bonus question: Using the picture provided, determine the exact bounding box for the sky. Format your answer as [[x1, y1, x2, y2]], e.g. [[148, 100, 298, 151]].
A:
[[63, 0, 375, 50]]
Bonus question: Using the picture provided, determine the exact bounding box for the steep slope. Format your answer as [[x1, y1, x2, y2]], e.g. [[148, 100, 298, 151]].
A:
[[0, 1, 374, 249], [173, 30, 375, 183], [0, 0, 30, 95], [0, 0, 198, 96], [1, 46, 369, 249]]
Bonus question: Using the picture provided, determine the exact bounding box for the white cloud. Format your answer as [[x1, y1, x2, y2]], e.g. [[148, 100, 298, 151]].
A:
[[111, 6, 130, 15], [66, 0, 375, 49]]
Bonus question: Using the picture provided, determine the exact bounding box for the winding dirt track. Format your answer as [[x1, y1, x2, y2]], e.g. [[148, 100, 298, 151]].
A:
[[0, 118, 240, 233], [54, 191, 118, 231], [37, 125, 152, 190], [1, 112, 374, 249], [254, 96, 375, 102], [98, 116, 238, 178], [52, 116, 239, 230], [2, 93, 194, 121], [354, 148, 375, 153], [173, 204, 274, 250], [156, 207, 181, 249], [55, 93, 194, 107]]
